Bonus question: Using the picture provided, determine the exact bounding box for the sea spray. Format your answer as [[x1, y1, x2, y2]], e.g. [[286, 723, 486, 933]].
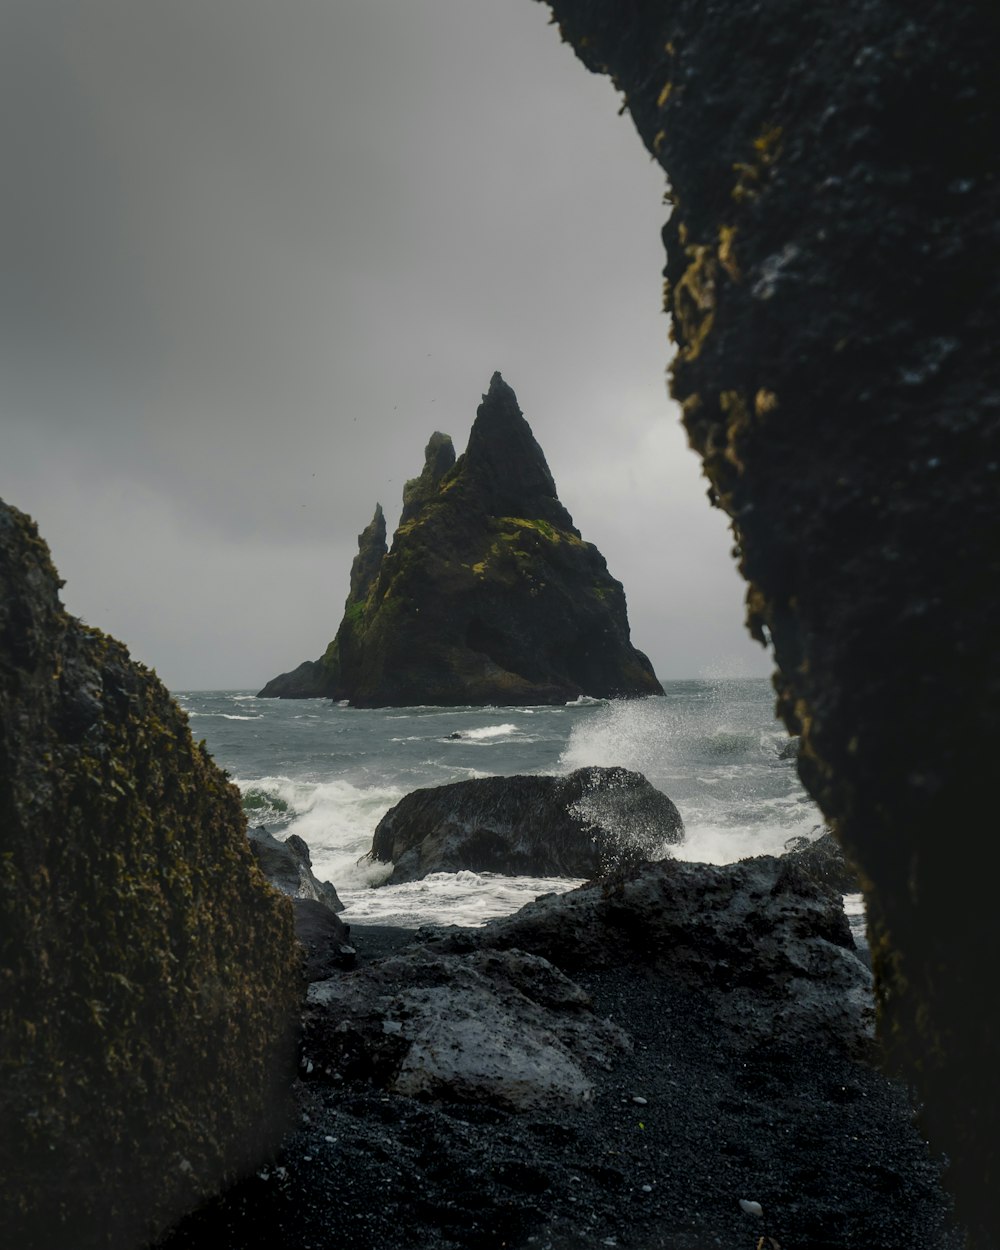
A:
[[178, 681, 821, 923]]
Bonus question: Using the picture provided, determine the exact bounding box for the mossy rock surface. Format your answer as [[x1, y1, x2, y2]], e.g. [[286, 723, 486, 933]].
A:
[[542, 1, 999, 1240], [259, 373, 662, 706], [0, 499, 303, 1249]]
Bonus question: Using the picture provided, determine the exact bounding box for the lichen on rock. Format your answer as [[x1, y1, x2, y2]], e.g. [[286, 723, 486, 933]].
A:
[[0, 499, 303, 1249], [540, 0, 999, 1239]]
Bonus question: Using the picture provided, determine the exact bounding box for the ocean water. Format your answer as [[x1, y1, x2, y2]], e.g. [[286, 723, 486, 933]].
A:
[[174, 679, 829, 929]]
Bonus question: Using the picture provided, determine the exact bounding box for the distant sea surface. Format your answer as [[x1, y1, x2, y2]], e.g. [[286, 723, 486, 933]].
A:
[[173, 679, 827, 929]]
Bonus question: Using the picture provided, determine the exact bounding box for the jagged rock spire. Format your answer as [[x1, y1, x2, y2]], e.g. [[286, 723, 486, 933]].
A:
[[347, 503, 387, 602], [400, 432, 456, 526], [462, 373, 578, 532]]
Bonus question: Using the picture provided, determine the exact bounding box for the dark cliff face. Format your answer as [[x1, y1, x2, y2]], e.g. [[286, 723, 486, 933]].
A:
[[260, 372, 662, 707], [348, 503, 388, 602], [539, 0, 999, 1239], [0, 500, 303, 1248]]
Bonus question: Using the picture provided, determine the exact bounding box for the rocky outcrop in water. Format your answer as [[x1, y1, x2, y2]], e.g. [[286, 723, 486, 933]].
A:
[[0, 499, 303, 1249], [541, 1, 999, 1238], [259, 372, 663, 706], [248, 827, 346, 912], [366, 767, 684, 884]]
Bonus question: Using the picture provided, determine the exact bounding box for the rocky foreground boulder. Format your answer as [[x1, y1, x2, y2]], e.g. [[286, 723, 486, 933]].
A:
[[542, 1, 998, 1238], [366, 766, 684, 884], [423, 853, 873, 1052], [155, 855, 963, 1250], [259, 372, 663, 706], [0, 500, 303, 1249], [303, 947, 629, 1111]]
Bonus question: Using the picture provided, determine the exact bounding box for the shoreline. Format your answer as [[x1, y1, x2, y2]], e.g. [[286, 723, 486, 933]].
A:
[[160, 877, 963, 1250]]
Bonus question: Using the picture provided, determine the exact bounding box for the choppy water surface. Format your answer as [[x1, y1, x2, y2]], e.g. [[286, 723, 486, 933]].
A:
[[175, 679, 822, 926]]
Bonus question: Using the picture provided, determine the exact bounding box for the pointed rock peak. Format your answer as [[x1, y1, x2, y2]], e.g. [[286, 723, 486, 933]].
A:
[[400, 432, 457, 525], [348, 502, 388, 602], [463, 374, 575, 529], [423, 431, 456, 476]]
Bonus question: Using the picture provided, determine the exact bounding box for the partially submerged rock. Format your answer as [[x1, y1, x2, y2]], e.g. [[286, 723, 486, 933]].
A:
[[302, 947, 630, 1111], [365, 766, 684, 884], [248, 826, 345, 912], [0, 500, 303, 1249], [259, 373, 663, 706]]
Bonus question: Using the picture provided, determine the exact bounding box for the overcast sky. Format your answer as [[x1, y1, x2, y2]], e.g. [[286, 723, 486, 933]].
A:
[[1, 0, 772, 691]]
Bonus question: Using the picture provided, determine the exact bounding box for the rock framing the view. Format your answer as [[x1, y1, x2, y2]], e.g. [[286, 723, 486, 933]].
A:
[[259, 372, 663, 706], [538, 0, 1000, 1238], [0, 499, 303, 1249]]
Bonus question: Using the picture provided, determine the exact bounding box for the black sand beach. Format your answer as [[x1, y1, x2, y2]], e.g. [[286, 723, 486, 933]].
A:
[[159, 919, 963, 1250]]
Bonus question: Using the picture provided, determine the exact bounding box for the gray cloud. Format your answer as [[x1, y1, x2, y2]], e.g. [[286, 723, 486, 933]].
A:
[[0, 0, 770, 689]]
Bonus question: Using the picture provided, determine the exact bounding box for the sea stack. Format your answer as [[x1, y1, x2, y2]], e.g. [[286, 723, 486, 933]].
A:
[[259, 373, 662, 706]]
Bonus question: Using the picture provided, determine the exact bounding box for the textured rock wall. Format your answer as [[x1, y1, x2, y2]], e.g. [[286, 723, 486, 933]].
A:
[[0, 500, 303, 1248], [538, 0, 999, 1240]]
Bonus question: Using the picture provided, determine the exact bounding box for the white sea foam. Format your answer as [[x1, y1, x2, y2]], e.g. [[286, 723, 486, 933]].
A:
[[453, 724, 520, 741], [188, 712, 261, 720], [236, 773, 403, 884], [337, 871, 585, 928], [191, 680, 824, 926]]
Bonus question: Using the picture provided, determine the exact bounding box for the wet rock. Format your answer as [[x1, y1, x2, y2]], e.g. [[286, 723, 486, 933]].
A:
[[259, 372, 662, 706], [248, 826, 345, 912], [0, 499, 302, 1249], [783, 830, 861, 894], [423, 855, 873, 1052], [365, 766, 684, 884], [302, 946, 630, 1110], [776, 736, 800, 761]]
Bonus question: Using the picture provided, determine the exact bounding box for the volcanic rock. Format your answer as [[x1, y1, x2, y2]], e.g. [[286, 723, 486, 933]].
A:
[[365, 766, 684, 884], [0, 500, 303, 1249], [248, 826, 346, 912], [292, 899, 356, 981], [544, 2, 999, 1237], [302, 947, 630, 1111], [783, 830, 861, 895], [259, 372, 663, 706], [421, 854, 873, 1053]]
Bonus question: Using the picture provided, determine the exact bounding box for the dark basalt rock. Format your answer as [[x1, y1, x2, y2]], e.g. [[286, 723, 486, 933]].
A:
[[365, 766, 684, 884], [420, 854, 872, 1053], [783, 831, 861, 895], [541, 1, 998, 1238], [302, 946, 629, 1110], [248, 826, 346, 913], [259, 372, 663, 706], [0, 499, 303, 1249], [292, 899, 356, 981]]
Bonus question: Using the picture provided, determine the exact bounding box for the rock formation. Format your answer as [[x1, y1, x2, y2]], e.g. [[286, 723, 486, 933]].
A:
[[366, 766, 683, 884], [156, 855, 958, 1250], [259, 372, 663, 706], [303, 947, 630, 1111], [539, 0, 999, 1238], [423, 854, 873, 1053], [0, 499, 303, 1249], [248, 827, 346, 913]]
